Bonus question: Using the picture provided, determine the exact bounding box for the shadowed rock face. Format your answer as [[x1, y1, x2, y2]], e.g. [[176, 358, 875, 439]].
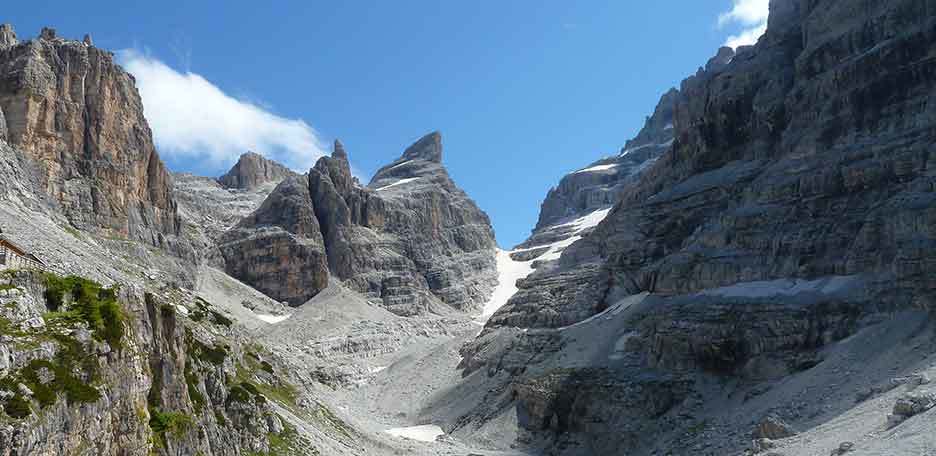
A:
[[0, 25, 180, 247], [454, 1, 936, 453], [587, 0, 936, 307], [219, 175, 329, 306], [221, 135, 497, 312], [491, 0, 936, 332], [217, 152, 295, 190]]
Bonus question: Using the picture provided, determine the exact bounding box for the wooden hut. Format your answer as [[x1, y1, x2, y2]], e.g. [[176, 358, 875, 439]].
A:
[[0, 229, 45, 270]]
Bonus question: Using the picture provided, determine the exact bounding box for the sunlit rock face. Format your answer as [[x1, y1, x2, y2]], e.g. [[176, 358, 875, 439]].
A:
[[217, 152, 294, 191], [221, 134, 497, 312], [0, 25, 181, 247], [456, 1, 936, 454]]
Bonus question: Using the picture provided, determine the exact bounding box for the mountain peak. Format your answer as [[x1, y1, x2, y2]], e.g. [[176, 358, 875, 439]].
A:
[[401, 131, 442, 163], [0, 24, 16, 48], [332, 139, 348, 160], [218, 152, 293, 190]]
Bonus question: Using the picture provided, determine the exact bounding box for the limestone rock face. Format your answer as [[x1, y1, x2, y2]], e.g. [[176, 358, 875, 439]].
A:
[[0, 271, 292, 455], [217, 151, 295, 190], [0, 26, 180, 246], [586, 0, 936, 309], [358, 133, 497, 314], [0, 24, 16, 49], [492, 0, 936, 332], [219, 175, 329, 306], [532, 87, 680, 234], [0, 103, 6, 142], [457, 1, 936, 453], [221, 134, 497, 313], [490, 49, 734, 330]]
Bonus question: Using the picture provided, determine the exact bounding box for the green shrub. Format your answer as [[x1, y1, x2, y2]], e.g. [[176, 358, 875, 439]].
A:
[[42, 274, 125, 349], [227, 382, 266, 405], [199, 343, 228, 366], [0, 333, 101, 418], [214, 410, 227, 426], [3, 395, 31, 419], [210, 310, 233, 327], [184, 360, 206, 410], [226, 383, 253, 404], [149, 409, 193, 440]]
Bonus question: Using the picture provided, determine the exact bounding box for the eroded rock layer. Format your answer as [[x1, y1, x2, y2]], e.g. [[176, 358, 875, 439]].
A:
[[0, 26, 180, 246], [454, 1, 936, 454], [221, 135, 497, 312]]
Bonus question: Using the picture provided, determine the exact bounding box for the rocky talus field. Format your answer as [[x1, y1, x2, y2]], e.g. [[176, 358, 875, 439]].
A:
[[1, 0, 936, 455]]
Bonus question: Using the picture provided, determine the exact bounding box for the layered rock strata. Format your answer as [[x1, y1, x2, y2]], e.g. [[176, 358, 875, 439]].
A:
[[221, 135, 497, 313], [0, 25, 180, 247]]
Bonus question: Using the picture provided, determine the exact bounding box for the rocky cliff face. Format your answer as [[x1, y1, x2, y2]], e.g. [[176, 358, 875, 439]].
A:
[[221, 135, 497, 312], [220, 174, 330, 307], [532, 88, 678, 235], [0, 26, 180, 247], [0, 271, 304, 456], [453, 0, 936, 453], [217, 152, 295, 190], [491, 48, 736, 329], [172, 153, 295, 268]]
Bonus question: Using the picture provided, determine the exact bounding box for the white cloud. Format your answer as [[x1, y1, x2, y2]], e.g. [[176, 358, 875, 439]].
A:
[[118, 49, 327, 172], [718, 0, 769, 48]]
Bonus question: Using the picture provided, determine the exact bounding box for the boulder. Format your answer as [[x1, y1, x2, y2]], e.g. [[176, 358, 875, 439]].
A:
[[754, 416, 795, 440]]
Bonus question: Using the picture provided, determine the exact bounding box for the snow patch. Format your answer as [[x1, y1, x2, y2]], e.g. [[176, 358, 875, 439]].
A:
[[699, 276, 859, 299], [557, 207, 612, 231], [375, 177, 419, 191], [256, 314, 290, 324], [476, 248, 535, 322], [477, 208, 615, 323], [619, 138, 675, 157], [574, 163, 619, 174], [511, 207, 613, 263], [559, 292, 649, 331], [384, 425, 444, 442], [386, 160, 411, 171]]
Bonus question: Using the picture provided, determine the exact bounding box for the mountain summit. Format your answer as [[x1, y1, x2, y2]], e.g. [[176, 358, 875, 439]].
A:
[[217, 152, 295, 190], [221, 134, 497, 311]]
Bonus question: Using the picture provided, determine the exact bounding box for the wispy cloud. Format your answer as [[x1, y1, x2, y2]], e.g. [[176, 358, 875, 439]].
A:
[[118, 49, 327, 172], [718, 0, 769, 48]]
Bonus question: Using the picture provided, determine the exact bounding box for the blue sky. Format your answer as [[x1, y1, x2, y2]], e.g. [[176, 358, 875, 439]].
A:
[[8, 1, 767, 247]]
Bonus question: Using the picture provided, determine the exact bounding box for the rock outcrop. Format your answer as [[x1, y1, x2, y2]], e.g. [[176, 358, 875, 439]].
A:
[[0, 24, 16, 49], [454, 0, 936, 454], [532, 87, 679, 234], [217, 151, 295, 190], [489, 49, 736, 330], [220, 175, 329, 306], [0, 25, 180, 247], [0, 271, 297, 455], [173, 154, 295, 266], [221, 135, 497, 312]]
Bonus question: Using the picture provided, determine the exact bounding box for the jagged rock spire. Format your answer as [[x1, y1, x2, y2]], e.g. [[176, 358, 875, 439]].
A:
[[218, 151, 294, 190], [705, 46, 735, 72], [0, 24, 17, 48], [0, 104, 7, 142], [402, 131, 443, 163], [333, 139, 348, 160], [39, 27, 56, 41]]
